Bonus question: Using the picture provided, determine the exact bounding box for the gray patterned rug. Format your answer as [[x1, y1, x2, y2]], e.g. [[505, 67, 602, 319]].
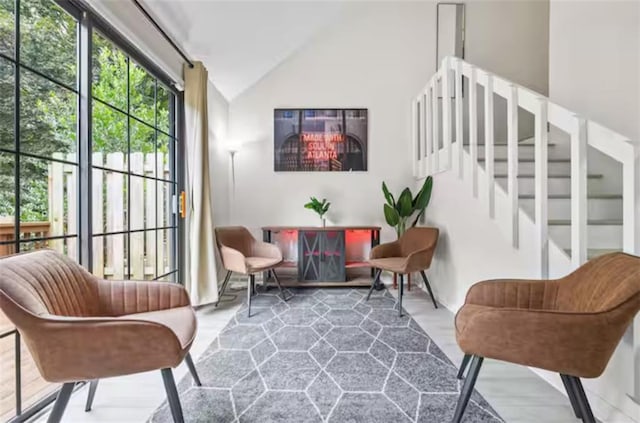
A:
[[150, 287, 503, 423]]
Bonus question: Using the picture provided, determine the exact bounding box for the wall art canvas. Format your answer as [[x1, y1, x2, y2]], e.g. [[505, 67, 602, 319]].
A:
[[274, 108, 368, 172]]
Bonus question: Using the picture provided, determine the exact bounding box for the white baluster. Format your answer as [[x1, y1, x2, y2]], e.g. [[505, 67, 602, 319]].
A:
[[425, 87, 433, 176], [625, 145, 640, 402], [455, 58, 464, 178], [432, 77, 440, 173], [469, 66, 478, 197], [442, 57, 452, 171], [484, 74, 495, 218], [420, 93, 428, 177], [507, 84, 519, 247], [534, 98, 549, 278], [570, 116, 587, 267], [412, 98, 419, 178]]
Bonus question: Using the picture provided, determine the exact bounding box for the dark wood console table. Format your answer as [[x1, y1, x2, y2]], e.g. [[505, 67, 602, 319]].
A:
[[262, 226, 381, 285]]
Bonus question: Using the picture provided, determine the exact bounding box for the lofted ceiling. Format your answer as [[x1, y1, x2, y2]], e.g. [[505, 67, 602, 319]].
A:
[[145, 0, 357, 100]]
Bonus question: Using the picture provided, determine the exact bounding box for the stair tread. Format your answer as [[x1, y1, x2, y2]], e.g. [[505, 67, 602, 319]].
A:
[[549, 219, 623, 226], [495, 173, 603, 179], [519, 194, 622, 199], [479, 158, 570, 163], [464, 143, 558, 147], [563, 248, 622, 259]]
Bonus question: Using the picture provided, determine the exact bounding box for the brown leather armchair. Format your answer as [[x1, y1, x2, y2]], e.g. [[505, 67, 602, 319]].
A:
[[0, 250, 201, 423], [452, 252, 640, 423], [366, 227, 439, 316], [215, 226, 289, 317]]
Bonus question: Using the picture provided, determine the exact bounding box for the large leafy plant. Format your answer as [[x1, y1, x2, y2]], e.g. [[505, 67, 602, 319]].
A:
[[304, 197, 331, 219], [382, 176, 433, 237]]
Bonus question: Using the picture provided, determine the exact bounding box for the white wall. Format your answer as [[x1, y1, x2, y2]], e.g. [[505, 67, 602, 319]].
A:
[[549, 0, 640, 142], [225, 0, 550, 242], [208, 81, 231, 227], [466, 0, 550, 96], [227, 2, 436, 242]]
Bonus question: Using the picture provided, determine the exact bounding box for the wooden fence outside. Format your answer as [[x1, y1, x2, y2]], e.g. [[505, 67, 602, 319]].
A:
[[49, 151, 173, 280]]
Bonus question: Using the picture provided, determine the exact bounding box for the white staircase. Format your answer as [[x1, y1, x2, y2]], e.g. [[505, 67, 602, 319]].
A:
[[411, 57, 640, 412]]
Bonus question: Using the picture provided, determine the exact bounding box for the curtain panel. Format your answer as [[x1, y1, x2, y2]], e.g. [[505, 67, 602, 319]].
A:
[[184, 62, 218, 305]]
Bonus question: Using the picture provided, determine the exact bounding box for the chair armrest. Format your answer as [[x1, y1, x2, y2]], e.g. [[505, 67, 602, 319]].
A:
[[370, 241, 401, 259], [455, 304, 631, 378], [96, 279, 190, 316], [464, 279, 559, 310], [405, 245, 437, 273], [219, 245, 248, 274], [28, 315, 184, 382], [252, 241, 283, 261]]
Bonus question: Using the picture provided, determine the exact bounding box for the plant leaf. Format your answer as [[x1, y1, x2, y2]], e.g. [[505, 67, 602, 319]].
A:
[[397, 188, 413, 217], [384, 204, 400, 227], [382, 182, 395, 207], [413, 176, 433, 211]]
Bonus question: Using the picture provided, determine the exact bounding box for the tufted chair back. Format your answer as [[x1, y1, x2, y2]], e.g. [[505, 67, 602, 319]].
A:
[[0, 250, 100, 319], [555, 252, 640, 313], [215, 226, 255, 257]]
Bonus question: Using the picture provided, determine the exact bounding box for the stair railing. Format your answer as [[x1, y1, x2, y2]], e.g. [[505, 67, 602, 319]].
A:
[[413, 56, 640, 403]]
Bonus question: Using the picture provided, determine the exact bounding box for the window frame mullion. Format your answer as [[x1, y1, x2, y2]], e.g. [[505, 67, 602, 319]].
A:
[[78, 10, 92, 269]]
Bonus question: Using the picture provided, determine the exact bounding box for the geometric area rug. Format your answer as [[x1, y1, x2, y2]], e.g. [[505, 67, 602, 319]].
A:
[[149, 287, 503, 422]]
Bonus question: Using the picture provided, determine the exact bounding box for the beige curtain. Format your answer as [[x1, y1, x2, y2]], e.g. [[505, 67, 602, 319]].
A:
[[183, 62, 218, 305]]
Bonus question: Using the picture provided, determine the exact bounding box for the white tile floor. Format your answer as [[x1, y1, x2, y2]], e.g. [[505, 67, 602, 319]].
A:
[[31, 281, 619, 423]]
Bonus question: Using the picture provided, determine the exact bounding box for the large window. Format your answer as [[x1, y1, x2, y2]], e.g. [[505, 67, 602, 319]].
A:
[[0, 0, 182, 420], [91, 32, 179, 283]]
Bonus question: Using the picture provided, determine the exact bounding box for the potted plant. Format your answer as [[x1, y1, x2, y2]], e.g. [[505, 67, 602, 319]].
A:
[[377, 177, 433, 290], [304, 197, 331, 227], [382, 176, 433, 237]]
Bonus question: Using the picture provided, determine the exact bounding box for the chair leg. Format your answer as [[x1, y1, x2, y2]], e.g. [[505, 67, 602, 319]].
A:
[[215, 271, 232, 307], [247, 275, 254, 318], [271, 269, 289, 301], [250, 274, 256, 295], [398, 274, 404, 317], [185, 353, 202, 387], [452, 355, 484, 423], [367, 268, 382, 301], [84, 379, 99, 412], [560, 374, 582, 419], [161, 368, 185, 423], [568, 376, 596, 423], [457, 354, 472, 380], [47, 382, 75, 423], [420, 270, 438, 309]]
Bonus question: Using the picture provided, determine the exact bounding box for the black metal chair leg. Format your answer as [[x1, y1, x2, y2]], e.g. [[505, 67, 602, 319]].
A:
[[568, 376, 596, 423], [250, 274, 256, 295], [247, 275, 254, 318], [560, 374, 582, 419], [398, 274, 404, 317], [161, 368, 185, 423], [367, 269, 382, 301], [271, 269, 289, 301], [215, 271, 232, 307], [184, 353, 202, 387], [452, 355, 484, 423], [457, 354, 472, 380], [47, 382, 75, 423], [84, 379, 99, 412], [420, 270, 438, 309]]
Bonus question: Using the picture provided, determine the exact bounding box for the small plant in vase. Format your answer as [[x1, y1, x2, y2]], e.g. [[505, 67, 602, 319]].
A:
[[304, 197, 331, 227]]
